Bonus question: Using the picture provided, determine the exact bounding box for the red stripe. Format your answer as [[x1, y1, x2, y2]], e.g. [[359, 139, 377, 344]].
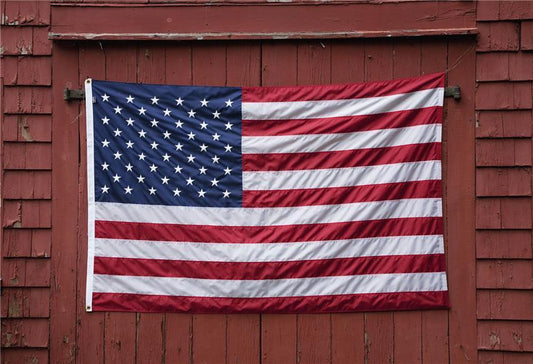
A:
[[243, 180, 441, 208], [242, 107, 441, 136], [92, 291, 450, 313], [242, 73, 444, 102], [243, 142, 441, 171], [95, 217, 442, 244], [94, 254, 446, 280]]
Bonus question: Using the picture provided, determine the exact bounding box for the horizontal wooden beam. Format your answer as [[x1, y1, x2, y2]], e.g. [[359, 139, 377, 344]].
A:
[[50, 2, 477, 41]]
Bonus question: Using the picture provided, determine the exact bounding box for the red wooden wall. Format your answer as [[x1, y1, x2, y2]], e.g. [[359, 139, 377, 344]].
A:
[[0, 1, 531, 363]]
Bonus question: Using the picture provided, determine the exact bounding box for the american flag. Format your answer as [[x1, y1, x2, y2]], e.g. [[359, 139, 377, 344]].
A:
[[85, 73, 449, 313]]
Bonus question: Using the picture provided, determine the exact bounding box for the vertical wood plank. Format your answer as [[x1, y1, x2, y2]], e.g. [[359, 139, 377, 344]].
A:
[[364, 39, 394, 81], [77, 42, 106, 364], [330, 40, 365, 84], [260, 40, 298, 364], [164, 42, 193, 364], [103, 43, 138, 364], [331, 313, 364, 364], [295, 38, 332, 364], [191, 41, 228, 364], [420, 39, 451, 364], [393, 39, 421, 79], [50, 41, 79, 364], [225, 41, 261, 364], [329, 39, 366, 364], [135, 43, 167, 364], [365, 312, 394, 364], [446, 38, 477, 364]]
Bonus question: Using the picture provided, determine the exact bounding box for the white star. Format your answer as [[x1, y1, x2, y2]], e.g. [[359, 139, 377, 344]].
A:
[[150, 119, 159, 127], [163, 108, 171, 117], [150, 141, 159, 150], [139, 107, 146, 115], [223, 190, 231, 198], [163, 131, 171, 139], [162, 153, 171, 161], [199, 121, 208, 129], [138, 153, 146, 161], [101, 94, 110, 102], [149, 164, 158, 173], [175, 143, 183, 151], [212, 155, 220, 164], [188, 110, 196, 118], [225, 122, 233, 130], [101, 162, 109, 171], [148, 187, 157, 195], [101, 116, 110, 124], [126, 95, 135, 103], [124, 186, 133, 194], [225, 99, 233, 107], [187, 154, 196, 163], [113, 128, 122, 137], [212, 110, 220, 119], [211, 178, 219, 187], [113, 151, 122, 160], [212, 133, 221, 141], [224, 144, 233, 152], [174, 165, 183, 174], [112, 174, 121, 182], [101, 139, 110, 147], [114, 105, 122, 114], [173, 188, 182, 196], [161, 176, 170, 184], [199, 144, 208, 152], [198, 166, 207, 175], [201, 98, 209, 107], [186, 177, 194, 185], [126, 140, 134, 149], [137, 175, 145, 183], [126, 118, 134, 126], [176, 97, 184, 106], [224, 167, 231, 175], [151, 96, 159, 104], [125, 163, 133, 172], [198, 189, 206, 198], [175, 120, 183, 128], [187, 131, 196, 140], [101, 185, 110, 193], [138, 130, 147, 138]]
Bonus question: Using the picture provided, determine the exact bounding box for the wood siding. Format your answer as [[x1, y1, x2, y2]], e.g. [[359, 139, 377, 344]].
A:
[[0, 1, 531, 363]]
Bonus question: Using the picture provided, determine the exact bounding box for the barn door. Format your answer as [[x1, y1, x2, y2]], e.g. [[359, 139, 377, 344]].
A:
[[51, 38, 476, 364]]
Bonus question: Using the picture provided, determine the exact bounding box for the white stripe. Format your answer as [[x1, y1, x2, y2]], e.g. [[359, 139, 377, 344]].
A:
[[96, 198, 441, 227], [95, 235, 444, 262], [85, 79, 96, 312], [242, 124, 441, 154], [242, 88, 444, 120], [93, 272, 448, 298], [243, 160, 440, 190]]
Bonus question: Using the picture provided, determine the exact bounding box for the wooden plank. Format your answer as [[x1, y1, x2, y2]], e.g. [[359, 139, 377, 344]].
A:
[[1, 287, 49, 318], [50, 2, 477, 40], [50, 41, 79, 364], [135, 43, 167, 364], [446, 38, 477, 364], [2, 115, 52, 142], [476, 82, 533, 110], [364, 312, 393, 364], [76, 42, 105, 364], [1, 318, 49, 348], [478, 290, 533, 320], [102, 43, 139, 364], [421, 310, 449, 363], [477, 139, 532, 167], [331, 313, 364, 364], [163, 43, 194, 364], [297, 314, 331, 364], [477, 22, 520, 52], [261, 315, 297, 364], [2, 348, 49, 364], [226, 41, 261, 87], [476, 230, 532, 259], [364, 39, 393, 81], [261, 41, 297, 86], [392, 39, 421, 79], [2, 56, 52, 86], [477, 260, 533, 289], [476, 167, 532, 197], [297, 40, 331, 85], [394, 311, 422, 364], [521, 21, 533, 50], [330, 40, 365, 84], [478, 320, 533, 352]]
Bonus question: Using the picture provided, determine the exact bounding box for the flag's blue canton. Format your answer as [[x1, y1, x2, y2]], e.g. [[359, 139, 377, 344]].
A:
[[91, 80, 242, 207]]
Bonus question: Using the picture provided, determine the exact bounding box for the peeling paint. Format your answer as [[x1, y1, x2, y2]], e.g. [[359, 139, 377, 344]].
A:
[[8, 298, 21, 317], [489, 332, 501, 348]]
